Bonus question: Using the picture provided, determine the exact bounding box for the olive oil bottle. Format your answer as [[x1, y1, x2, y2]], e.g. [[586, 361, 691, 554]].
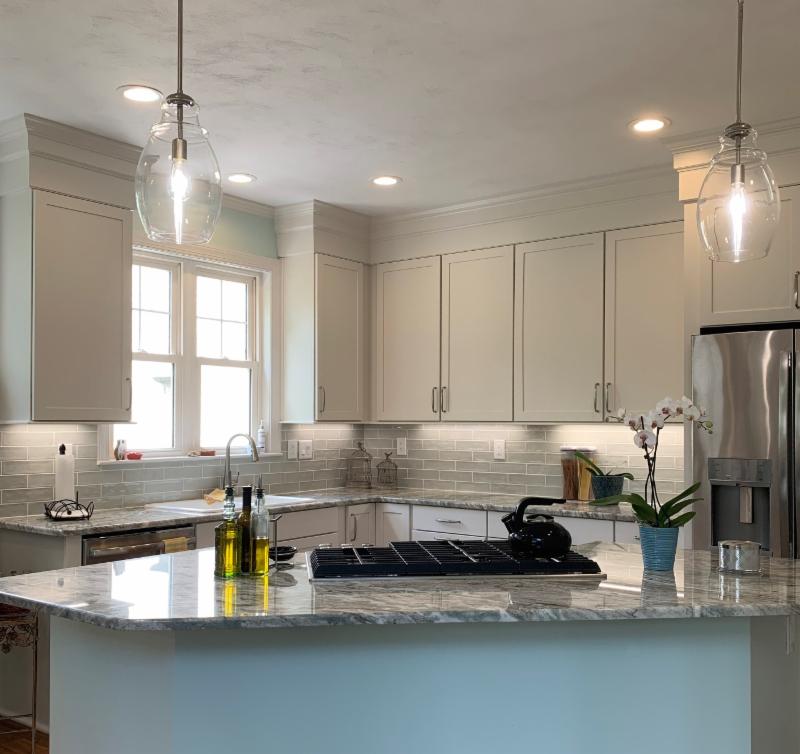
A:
[[250, 478, 271, 576], [239, 486, 253, 574], [214, 486, 241, 578]]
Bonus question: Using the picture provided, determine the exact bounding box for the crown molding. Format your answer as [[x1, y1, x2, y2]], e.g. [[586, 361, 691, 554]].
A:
[[275, 200, 369, 261], [223, 193, 275, 219], [371, 163, 674, 234], [663, 115, 800, 156]]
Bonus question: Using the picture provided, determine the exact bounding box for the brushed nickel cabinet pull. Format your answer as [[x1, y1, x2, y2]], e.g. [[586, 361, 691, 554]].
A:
[[605, 382, 612, 415], [794, 271, 799, 309], [441, 386, 448, 413], [432, 387, 438, 414], [319, 385, 326, 413], [593, 382, 601, 413], [125, 377, 132, 412]]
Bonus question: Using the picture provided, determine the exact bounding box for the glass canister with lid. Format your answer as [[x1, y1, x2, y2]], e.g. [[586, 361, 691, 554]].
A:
[[560, 445, 597, 501]]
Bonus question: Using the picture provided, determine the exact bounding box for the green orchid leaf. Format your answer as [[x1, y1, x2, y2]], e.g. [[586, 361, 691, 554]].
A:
[[668, 511, 696, 528], [575, 451, 604, 477], [631, 499, 657, 524], [662, 482, 701, 508], [659, 498, 702, 519]]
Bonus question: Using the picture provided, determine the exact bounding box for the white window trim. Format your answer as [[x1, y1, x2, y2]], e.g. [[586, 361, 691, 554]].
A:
[[98, 241, 283, 463]]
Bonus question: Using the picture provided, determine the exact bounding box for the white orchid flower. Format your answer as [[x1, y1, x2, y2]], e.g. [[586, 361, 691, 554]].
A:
[[684, 404, 701, 421], [634, 429, 657, 449], [644, 411, 665, 430], [624, 413, 642, 431], [655, 397, 677, 417]]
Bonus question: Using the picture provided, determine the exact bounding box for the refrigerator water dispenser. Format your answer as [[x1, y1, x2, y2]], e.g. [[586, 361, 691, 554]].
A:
[[708, 458, 771, 549]]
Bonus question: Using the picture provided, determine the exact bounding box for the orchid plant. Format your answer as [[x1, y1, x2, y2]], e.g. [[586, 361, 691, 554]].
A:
[[593, 396, 713, 528]]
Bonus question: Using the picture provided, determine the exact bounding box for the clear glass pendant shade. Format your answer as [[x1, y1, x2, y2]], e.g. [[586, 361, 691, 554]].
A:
[[135, 100, 222, 245], [697, 130, 780, 262]]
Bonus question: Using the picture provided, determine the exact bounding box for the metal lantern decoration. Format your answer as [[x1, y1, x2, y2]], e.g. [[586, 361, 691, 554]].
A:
[[346, 442, 373, 488], [376, 452, 398, 489]]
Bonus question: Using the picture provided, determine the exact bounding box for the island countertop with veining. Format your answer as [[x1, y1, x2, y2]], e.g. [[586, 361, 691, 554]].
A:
[[0, 543, 795, 631], [0, 488, 635, 536]]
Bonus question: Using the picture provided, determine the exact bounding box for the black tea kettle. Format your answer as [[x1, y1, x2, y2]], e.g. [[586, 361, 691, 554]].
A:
[[501, 497, 572, 558]]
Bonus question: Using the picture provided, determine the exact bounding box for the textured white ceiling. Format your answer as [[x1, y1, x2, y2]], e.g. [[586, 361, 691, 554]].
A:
[[0, 0, 797, 214]]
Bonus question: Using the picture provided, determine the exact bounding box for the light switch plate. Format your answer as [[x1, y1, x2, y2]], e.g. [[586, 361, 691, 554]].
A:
[[298, 439, 313, 460], [493, 439, 506, 461], [287, 440, 298, 460], [396, 437, 407, 456]]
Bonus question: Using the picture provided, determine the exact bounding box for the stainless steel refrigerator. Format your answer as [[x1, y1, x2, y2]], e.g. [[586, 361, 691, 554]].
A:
[[692, 328, 796, 557]]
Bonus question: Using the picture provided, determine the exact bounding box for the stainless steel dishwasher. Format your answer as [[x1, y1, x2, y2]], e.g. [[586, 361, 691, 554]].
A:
[[81, 525, 197, 565]]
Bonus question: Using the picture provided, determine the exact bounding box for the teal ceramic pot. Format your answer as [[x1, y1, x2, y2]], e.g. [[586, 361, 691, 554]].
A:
[[590, 474, 625, 500], [639, 525, 679, 571]]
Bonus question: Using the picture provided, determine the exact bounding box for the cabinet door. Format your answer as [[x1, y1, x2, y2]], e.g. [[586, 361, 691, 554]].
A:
[[560, 517, 613, 545], [441, 246, 513, 420], [605, 222, 683, 416], [345, 503, 376, 546], [699, 184, 800, 326], [32, 191, 132, 421], [375, 257, 441, 421], [514, 234, 604, 422], [315, 254, 364, 421], [375, 503, 411, 546]]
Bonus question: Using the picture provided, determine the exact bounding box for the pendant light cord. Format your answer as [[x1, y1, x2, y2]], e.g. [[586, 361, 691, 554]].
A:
[[736, 0, 743, 125], [177, 0, 183, 96]]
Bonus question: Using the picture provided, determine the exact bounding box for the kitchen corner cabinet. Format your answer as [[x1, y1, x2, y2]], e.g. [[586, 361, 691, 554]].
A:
[[698, 184, 800, 326], [375, 502, 411, 546], [604, 222, 683, 414], [282, 253, 365, 422], [375, 256, 441, 421], [514, 234, 605, 422], [0, 189, 132, 423]]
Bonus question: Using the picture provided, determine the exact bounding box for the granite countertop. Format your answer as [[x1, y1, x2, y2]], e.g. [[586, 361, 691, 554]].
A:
[[0, 488, 635, 536], [0, 543, 793, 631]]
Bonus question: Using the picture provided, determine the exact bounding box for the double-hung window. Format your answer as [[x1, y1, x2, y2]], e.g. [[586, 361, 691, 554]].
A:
[[108, 249, 266, 458]]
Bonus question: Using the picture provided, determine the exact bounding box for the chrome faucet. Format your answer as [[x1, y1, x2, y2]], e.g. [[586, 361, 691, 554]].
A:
[[224, 433, 260, 490]]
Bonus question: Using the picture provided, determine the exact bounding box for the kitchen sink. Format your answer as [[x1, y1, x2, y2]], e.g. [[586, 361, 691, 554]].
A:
[[146, 495, 314, 515]]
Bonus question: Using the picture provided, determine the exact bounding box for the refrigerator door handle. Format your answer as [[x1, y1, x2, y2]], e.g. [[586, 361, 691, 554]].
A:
[[780, 350, 793, 558]]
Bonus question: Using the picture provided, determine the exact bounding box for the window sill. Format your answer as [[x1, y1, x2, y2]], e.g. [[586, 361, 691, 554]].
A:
[[96, 453, 283, 468]]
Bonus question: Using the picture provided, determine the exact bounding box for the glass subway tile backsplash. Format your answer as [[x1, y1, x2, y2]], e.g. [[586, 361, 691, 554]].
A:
[[0, 422, 683, 518]]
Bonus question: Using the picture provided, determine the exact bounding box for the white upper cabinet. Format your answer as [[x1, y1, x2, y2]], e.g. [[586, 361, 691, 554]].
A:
[[316, 254, 364, 421], [282, 253, 365, 423], [699, 184, 800, 326], [375, 256, 441, 421], [0, 190, 132, 423], [441, 246, 514, 421], [604, 222, 683, 415], [514, 234, 605, 422]]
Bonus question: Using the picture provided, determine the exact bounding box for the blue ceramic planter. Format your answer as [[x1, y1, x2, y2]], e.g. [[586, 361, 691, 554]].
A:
[[590, 475, 625, 500], [639, 525, 679, 571]]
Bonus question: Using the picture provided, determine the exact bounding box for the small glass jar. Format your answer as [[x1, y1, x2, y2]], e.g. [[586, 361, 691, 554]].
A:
[[560, 446, 597, 501]]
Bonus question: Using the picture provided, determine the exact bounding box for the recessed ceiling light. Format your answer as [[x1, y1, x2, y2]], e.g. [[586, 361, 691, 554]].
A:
[[372, 175, 402, 186], [117, 84, 163, 103], [629, 117, 671, 134], [227, 173, 257, 184]]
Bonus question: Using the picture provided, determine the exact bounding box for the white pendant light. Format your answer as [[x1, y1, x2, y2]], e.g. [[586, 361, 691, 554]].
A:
[[697, 0, 779, 263], [135, 0, 222, 245]]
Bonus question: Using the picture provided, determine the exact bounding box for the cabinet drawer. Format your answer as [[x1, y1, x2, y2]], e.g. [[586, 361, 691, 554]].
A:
[[412, 529, 485, 542], [561, 518, 613, 545], [283, 532, 339, 554], [487, 511, 511, 539], [412, 505, 487, 537], [277, 507, 339, 540]]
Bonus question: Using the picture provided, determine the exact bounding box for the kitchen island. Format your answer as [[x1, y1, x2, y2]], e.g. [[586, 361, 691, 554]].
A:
[[0, 543, 796, 754]]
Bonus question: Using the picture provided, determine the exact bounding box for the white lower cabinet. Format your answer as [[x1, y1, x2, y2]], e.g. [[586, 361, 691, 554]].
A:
[[412, 529, 485, 542], [613, 521, 640, 545], [376, 503, 411, 546], [412, 505, 487, 538], [488, 511, 612, 545], [344, 503, 376, 546]]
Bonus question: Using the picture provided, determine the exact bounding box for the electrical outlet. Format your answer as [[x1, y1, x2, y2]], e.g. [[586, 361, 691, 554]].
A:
[[287, 440, 298, 460], [396, 437, 407, 456], [493, 439, 506, 461], [298, 439, 313, 460]]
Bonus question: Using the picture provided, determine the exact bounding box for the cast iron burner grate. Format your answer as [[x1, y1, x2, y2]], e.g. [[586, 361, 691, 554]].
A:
[[308, 540, 603, 579]]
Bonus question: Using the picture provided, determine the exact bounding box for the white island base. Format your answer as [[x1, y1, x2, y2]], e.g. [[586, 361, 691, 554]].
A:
[[50, 614, 796, 754]]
